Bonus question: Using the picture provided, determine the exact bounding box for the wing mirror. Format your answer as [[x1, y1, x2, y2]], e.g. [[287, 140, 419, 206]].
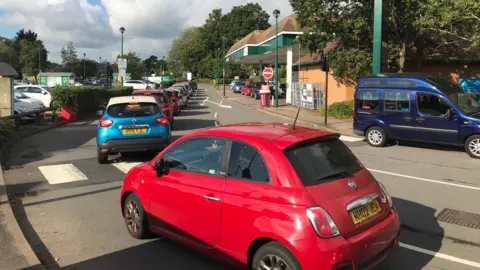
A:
[[154, 158, 170, 177], [43, 91, 48, 95], [445, 108, 456, 119]]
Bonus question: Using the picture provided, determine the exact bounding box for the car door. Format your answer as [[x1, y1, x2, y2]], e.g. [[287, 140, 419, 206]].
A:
[[25, 86, 46, 105], [149, 136, 228, 247], [381, 90, 415, 139], [414, 92, 461, 144]]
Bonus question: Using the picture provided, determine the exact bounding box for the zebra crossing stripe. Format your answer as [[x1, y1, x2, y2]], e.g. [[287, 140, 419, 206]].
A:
[[38, 164, 88, 185], [111, 162, 143, 174]]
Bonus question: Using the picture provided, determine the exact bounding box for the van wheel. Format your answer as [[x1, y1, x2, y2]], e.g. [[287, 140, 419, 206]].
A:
[[366, 126, 387, 147], [465, 135, 480, 159], [252, 242, 301, 270]]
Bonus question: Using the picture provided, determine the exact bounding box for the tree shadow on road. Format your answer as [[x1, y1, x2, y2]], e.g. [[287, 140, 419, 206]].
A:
[[378, 197, 443, 269]]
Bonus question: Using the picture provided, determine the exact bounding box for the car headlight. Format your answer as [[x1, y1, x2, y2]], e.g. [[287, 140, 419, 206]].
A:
[[377, 181, 393, 207]]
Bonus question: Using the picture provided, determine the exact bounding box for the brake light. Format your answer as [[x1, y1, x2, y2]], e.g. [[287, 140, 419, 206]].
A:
[[99, 118, 113, 127], [306, 206, 340, 238], [155, 116, 168, 124]]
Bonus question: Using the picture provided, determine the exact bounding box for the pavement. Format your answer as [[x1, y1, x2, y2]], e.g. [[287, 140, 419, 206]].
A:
[[2, 84, 480, 269]]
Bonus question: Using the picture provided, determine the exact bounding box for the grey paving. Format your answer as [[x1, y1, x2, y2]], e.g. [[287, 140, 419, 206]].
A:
[[3, 85, 480, 270]]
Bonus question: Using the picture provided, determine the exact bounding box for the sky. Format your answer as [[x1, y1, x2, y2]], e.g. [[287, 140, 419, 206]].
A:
[[0, 0, 293, 63]]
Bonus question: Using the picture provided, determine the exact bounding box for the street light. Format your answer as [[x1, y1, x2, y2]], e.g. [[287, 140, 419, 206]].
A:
[[162, 56, 165, 75], [222, 36, 227, 97], [273, 9, 281, 108], [83, 53, 86, 80], [119, 27, 125, 85]]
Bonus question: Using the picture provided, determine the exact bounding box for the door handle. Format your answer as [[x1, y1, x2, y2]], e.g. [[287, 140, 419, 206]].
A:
[[404, 116, 412, 120], [203, 195, 220, 202], [416, 117, 425, 122]]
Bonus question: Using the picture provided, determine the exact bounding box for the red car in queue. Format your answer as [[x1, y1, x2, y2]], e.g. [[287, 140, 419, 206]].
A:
[[120, 122, 400, 270], [132, 90, 175, 129], [163, 89, 181, 116], [241, 82, 253, 96]]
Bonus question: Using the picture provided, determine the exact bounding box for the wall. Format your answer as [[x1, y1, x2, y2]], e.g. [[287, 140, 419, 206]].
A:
[[299, 64, 355, 105], [0, 77, 13, 117]]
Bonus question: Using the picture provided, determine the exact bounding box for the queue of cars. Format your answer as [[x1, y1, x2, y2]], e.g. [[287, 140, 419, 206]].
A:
[[12, 84, 53, 121], [95, 81, 194, 164], [231, 80, 285, 98]]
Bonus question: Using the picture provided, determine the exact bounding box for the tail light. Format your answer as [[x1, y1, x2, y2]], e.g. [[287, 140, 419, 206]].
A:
[[155, 116, 168, 125], [99, 118, 113, 127], [306, 206, 340, 238], [159, 103, 170, 113], [377, 181, 393, 207]]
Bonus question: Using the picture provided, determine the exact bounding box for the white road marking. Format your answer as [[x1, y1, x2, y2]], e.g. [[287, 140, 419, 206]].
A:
[[368, 168, 480, 191], [220, 98, 224, 105], [201, 97, 209, 104], [340, 135, 364, 142], [205, 100, 232, 109], [400, 243, 480, 268], [111, 162, 142, 174], [214, 112, 218, 118], [38, 164, 88, 185]]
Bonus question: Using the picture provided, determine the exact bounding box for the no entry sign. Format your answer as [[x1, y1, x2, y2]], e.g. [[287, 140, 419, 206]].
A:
[[263, 67, 273, 79]]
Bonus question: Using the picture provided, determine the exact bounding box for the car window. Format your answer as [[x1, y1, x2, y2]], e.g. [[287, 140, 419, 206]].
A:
[[43, 87, 52, 92], [164, 137, 226, 176], [133, 93, 167, 103], [107, 102, 160, 118], [384, 90, 411, 112], [284, 138, 363, 187], [227, 141, 270, 183], [417, 93, 453, 118], [355, 90, 380, 112], [124, 81, 132, 84], [28, 87, 42, 93]]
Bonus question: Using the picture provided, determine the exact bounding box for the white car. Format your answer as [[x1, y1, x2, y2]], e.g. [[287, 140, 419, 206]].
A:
[[14, 97, 45, 120], [123, 80, 156, 90], [14, 91, 44, 108], [14, 85, 53, 108]]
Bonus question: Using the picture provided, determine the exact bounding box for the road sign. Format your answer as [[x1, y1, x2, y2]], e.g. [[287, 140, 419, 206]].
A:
[[117, 58, 127, 69], [263, 67, 273, 79], [118, 69, 126, 79], [162, 76, 170, 82]]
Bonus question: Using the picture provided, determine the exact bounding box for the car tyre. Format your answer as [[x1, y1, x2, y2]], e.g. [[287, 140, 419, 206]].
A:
[[146, 86, 151, 90], [123, 193, 151, 239], [465, 134, 480, 159], [97, 147, 109, 164], [252, 242, 301, 270], [366, 126, 387, 147]]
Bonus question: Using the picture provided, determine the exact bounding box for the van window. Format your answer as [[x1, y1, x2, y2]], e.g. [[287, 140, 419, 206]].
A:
[[384, 91, 410, 112], [417, 93, 452, 117], [356, 90, 380, 112]]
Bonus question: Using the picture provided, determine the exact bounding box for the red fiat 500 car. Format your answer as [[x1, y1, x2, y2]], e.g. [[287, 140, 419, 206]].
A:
[[132, 90, 175, 128], [120, 123, 400, 270], [241, 84, 253, 96]]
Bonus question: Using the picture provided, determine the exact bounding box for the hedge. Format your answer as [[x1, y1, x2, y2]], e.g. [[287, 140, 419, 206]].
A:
[[319, 100, 354, 119], [51, 86, 134, 117], [0, 118, 16, 152]]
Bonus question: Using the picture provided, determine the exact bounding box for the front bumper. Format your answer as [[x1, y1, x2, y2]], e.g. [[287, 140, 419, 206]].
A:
[[295, 209, 401, 270], [98, 137, 170, 154]]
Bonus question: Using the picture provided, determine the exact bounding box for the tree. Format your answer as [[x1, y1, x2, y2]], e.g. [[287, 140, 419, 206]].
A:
[[143, 55, 158, 74], [223, 3, 270, 44], [60, 42, 78, 69], [167, 27, 205, 75], [0, 39, 18, 66], [73, 59, 99, 79], [117, 51, 144, 79], [10, 29, 48, 78]]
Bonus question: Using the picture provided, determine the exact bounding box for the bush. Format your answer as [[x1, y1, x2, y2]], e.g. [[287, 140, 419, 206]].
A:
[[319, 100, 354, 119], [51, 86, 134, 117], [0, 118, 16, 152]]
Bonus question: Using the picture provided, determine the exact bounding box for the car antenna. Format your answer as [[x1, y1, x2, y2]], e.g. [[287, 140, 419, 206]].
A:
[[291, 108, 300, 130]]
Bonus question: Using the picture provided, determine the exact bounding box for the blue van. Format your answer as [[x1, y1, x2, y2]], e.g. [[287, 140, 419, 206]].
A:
[[353, 73, 480, 158]]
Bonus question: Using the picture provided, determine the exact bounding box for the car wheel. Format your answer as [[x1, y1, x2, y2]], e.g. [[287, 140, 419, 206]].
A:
[[252, 242, 301, 270], [366, 126, 387, 147], [123, 193, 151, 239], [465, 134, 480, 159], [97, 147, 109, 164], [146, 86, 151, 90]]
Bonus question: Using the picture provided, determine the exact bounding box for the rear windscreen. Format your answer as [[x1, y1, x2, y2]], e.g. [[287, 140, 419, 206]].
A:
[[107, 102, 159, 118], [284, 138, 363, 186], [133, 93, 167, 103]]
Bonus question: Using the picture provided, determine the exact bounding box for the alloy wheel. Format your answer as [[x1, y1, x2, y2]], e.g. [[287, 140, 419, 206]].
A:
[[368, 130, 383, 145], [468, 138, 480, 157], [257, 254, 290, 270], [124, 199, 141, 233]]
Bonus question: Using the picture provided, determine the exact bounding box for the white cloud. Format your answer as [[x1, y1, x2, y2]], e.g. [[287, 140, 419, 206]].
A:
[[0, 0, 293, 63]]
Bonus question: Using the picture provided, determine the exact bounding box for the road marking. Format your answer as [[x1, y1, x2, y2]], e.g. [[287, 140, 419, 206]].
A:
[[204, 99, 232, 109], [368, 169, 480, 191], [340, 135, 364, 142], [220, 98, 224, 105], [400, 243, 480, 268], [111, 162, 142, 174], [38, 164, 88, 184], [214, 112, 218, 118], [201, 97, 209, 105]]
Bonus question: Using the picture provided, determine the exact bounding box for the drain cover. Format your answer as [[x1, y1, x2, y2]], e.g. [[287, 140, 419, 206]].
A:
[[436, 209, 480, 230]]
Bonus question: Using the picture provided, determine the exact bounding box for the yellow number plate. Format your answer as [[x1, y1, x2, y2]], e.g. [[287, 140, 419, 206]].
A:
[[349, 199, 382, 225], [122, 128, 147, 135]]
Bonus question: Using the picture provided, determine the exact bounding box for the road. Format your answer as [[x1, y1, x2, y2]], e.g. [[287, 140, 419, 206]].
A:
[[3, 84, 480, 270]]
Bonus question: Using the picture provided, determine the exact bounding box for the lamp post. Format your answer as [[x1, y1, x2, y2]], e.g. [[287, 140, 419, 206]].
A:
[[273, 9, 280, 108], [222, 36, 227, 97], [162, 56, 165, 75], [83, 53, 86, 80], [372, 0, 382, 74], [119, 27, 125, 85]]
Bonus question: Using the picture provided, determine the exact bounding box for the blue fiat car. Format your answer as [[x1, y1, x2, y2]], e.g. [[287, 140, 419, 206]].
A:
[[353, 73, 480, 158], [96, 95, 172, 164]]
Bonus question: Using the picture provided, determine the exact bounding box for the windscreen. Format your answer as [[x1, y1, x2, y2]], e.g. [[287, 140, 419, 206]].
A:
[[132, 93, 167, 103], [107, 102, 159, 118], [284, 138, 363, 186]]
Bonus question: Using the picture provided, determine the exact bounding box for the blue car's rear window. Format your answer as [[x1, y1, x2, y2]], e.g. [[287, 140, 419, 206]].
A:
[[107, 102, 159, 118]]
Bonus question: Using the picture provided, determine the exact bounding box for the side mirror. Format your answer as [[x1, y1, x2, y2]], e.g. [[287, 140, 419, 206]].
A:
[[154, 158, 170, 176], [445, 108, 455, 119], [43, 91, 48, 95]]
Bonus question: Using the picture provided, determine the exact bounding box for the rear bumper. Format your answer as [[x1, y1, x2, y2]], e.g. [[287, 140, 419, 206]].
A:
[[294, 209, 401, 270], [98, 137, 170, 154]]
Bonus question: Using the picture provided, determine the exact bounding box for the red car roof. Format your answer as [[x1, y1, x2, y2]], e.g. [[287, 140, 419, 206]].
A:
[[190, 122, 336, 149], [132, 90, 165, 94]]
